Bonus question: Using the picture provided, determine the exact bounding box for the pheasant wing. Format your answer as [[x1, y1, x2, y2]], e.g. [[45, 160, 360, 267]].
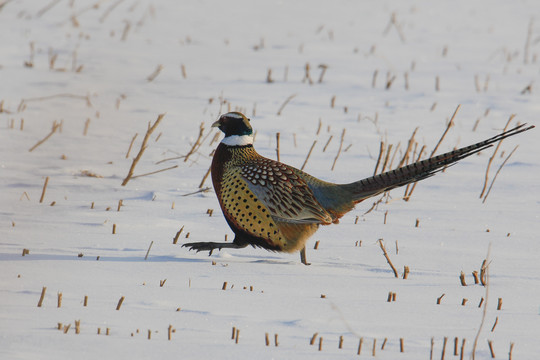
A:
[[241, 159, 334, 225]]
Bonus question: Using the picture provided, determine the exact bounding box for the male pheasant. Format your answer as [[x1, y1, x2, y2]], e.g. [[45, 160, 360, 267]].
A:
[[183, 112, 533, 264]]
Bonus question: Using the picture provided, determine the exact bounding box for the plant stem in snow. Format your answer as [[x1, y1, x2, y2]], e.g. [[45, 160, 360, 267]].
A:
[[122, 114, 165, 186], [471, 244, 491, 359], [378, 239, 399, 278]]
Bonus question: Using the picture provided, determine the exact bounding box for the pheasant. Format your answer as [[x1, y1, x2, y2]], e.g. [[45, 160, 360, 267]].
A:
[[183, 112, 533, 264]]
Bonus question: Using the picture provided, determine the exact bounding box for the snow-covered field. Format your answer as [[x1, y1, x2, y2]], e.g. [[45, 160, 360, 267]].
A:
[[1, 1, 539, 359]]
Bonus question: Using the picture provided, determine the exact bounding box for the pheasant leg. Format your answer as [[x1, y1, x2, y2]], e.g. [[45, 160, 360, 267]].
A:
[[182, 241, 247, 256]]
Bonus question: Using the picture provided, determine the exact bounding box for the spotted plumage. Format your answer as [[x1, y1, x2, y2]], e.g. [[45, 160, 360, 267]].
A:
[[183, 112, 533, 264]]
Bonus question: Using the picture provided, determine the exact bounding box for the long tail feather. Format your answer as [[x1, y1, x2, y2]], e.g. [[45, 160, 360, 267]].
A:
[[345, 123, 534, 202]]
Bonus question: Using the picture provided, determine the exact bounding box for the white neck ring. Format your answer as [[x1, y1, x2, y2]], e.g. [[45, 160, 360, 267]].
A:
[[221, 135, 253, 146]]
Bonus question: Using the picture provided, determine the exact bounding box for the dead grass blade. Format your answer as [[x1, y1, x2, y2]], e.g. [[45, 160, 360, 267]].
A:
[[121, 114, 165, 186]]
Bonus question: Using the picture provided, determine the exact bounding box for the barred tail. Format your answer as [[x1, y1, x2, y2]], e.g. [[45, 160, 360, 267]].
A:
[[345, 123, 534, 202]]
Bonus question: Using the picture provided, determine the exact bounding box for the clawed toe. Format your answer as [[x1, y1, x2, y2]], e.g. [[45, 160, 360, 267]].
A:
[[182, 242, 219, 255]]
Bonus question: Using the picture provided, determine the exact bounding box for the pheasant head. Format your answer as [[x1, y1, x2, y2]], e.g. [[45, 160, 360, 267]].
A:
[[212, 112, 254, 146]]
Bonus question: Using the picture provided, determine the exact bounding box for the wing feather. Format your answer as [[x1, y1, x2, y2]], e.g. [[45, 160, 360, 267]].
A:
[[240, 159, 334, 225]]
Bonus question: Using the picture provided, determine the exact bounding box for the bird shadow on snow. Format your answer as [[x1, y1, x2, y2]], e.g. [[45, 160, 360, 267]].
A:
[[166, 250, 307, 266], [190, 251, 384, 270], [213, 251, 302, 265], [1, 248, 402, 272], [0, 252, 208, 264]]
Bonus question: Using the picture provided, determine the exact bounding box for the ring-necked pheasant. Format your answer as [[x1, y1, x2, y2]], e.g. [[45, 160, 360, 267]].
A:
[[183, 112, 533, 264]]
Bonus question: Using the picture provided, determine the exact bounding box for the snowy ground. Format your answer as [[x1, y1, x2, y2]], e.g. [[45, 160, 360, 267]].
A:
[[1, 1, 539, 359]]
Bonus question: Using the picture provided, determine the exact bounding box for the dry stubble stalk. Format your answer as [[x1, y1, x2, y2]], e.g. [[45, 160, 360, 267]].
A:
[[378, 239, 399, 278], [460, 271, 467, 286], [323, 135, 333, 152], [441, 337, 448, 359], [398, 127, 418, 167], [491, 316, 498, 331], [145, 241, 153, 260], [146, 64, 163, 82], [39, 177, 50, 203], [30, 123, 60, 152], [199, 164, 212, 189], [116, 296, 125, 310], [487, 340, 495, 358], [374, 140, 385, 175], [121, 114, 165, 186], [331, 129, 346, 171], [472, 271, 479, 284], [381, 143, 393, 172], [482, 145, 519, 203], [479, 115, 514, 198], [471, 246, 491, 360], [130, 165, 178, 180], [37, 286, 47, 307], [301, 140, 317, 171], [403, 266, 410, 279], [275, 132, 280, 162], [277, 93, 297, 116], [407, 105, 459, 199], [173, 226, 184, 244], [125, 133, 138, 158], [437, 293, 445, 304], [184, 122, 205, 163]]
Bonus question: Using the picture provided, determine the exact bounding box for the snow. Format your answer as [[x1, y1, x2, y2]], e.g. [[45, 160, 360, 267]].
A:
[[1, 0, 539, 359]]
